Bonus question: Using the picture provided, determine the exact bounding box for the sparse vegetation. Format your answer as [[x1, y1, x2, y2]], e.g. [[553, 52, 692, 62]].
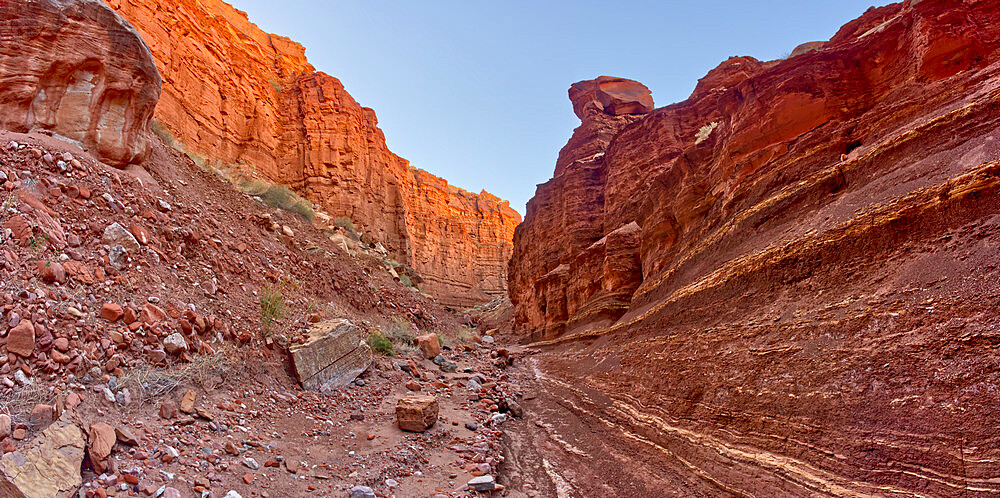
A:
[[438, 325, 475, 348], [241, 179, 315, 222], [376, 317, 417, 354], [333, 216, 356, 233], [0, 192, 17, 215], [259, 283, 286, 334], [0, 383, 50, 426], [367, 331, 395, 357], [150, 119, 176, 147], [398, 273, 414, 288], [116, 352, 235, 403]]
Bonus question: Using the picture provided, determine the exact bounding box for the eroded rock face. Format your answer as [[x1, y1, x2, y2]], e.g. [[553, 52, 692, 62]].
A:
[[507, 0, 1000, 495], [0, 0, 160, 167], [104, 0, 520, 307]]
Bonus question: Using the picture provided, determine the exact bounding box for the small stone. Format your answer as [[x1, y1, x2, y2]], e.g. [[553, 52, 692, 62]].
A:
[[163, 333, 188, 354], [468, 475, 496, 492], [179, 390, 196, 413], [224, 492, 242, 498], [115, 426, 140, 446], [0, 414, 10, 439], [100, 303, 124, 322], [37, 261, 66, 283], [385, 478, 398, 488], [405, 380, 421, 391], [349, 486, 376, 498], [102, 222, 140, 254], [53, 337, 69, 351], [465, 422, 478, 431], [243, 457, 259, 470], [28, 404, 53, 430], [160, 400, 178, 419]]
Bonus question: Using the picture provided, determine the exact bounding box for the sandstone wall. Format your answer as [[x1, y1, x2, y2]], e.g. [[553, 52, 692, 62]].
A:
[[104, 0, 520, 308], [510, 0, 1000, 339], [0, 0, 160, 166]]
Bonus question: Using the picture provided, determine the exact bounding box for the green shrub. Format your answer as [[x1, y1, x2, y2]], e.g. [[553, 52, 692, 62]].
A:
[[398, 273, 414, 288], [259, 284, 285, 333], [367, 332, 394, 357]]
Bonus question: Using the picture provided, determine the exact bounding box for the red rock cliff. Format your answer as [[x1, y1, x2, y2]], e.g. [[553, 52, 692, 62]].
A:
[[508, 0, 1000, 494], [104, 0, 520, 307]]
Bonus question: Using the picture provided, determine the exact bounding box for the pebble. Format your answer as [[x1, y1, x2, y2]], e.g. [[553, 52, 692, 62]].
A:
[[243, 457, 259, 470]]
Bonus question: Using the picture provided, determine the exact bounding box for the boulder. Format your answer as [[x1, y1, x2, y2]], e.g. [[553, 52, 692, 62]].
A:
[[0, 419, 85, 497], [289, 320, 372, 390], [395, 395, 438, 433], [415, 333, 441, 359], [0, 0, 161, 166], [570, 76, 654, 117]]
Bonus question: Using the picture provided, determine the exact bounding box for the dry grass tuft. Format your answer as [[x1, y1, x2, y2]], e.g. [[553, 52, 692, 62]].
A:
[[117, 352, 236, 404], [0, 384, 51, 426]]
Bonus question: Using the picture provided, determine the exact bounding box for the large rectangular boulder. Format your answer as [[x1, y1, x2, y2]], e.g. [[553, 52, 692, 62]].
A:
[[290, 319, 372, 390]]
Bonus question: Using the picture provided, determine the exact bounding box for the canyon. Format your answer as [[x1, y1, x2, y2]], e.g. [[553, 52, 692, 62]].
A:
[[102, 0, 521, 309], [505, 0, 1000, 495], [2, 0, 1000, 496]]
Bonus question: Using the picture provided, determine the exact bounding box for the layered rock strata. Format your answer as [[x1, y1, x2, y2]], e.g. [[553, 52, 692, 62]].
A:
[[0, 0, 160, 167], [104, 0, 520, 307], [506, 0, 1000, 495]]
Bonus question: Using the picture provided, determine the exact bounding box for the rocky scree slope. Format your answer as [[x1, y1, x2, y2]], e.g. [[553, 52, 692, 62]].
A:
[[505, 0, 1000, 495], [103, 0, 521, 309]]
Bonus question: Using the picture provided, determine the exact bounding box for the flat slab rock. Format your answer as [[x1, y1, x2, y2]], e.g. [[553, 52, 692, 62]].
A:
[[0, 419, 85, 498], [290, 319, 372, 390], [395, 395, 439, 432]]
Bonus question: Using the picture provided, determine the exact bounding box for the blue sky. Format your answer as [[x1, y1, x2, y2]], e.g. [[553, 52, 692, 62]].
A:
[[234, 0, 892, 214]]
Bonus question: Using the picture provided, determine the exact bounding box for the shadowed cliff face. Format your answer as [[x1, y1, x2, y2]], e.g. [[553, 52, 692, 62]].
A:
[[104, 0, 520, 308], [505, 0, 1000, 495], [0, 0, 161, 167]]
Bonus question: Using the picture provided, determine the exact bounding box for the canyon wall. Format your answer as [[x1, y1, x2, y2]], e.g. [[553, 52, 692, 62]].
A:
[[507, 0, 1000, 495], [104, 0, 520, 308], [0, 0, 160, 166]]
